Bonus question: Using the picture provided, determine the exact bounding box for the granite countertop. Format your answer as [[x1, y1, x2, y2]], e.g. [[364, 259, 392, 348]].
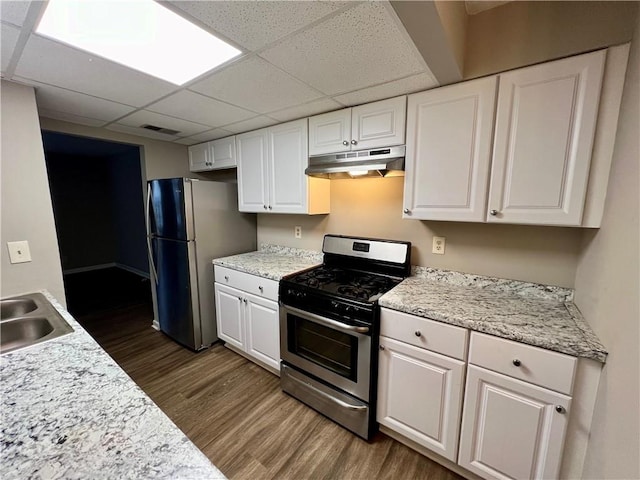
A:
[[379, 267, 607, 363], [0, 291, 225, 480], [213, 244, 323, 280]]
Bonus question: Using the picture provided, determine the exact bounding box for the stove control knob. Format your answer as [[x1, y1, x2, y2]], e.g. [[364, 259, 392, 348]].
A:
[[331, 301, 339, 309]]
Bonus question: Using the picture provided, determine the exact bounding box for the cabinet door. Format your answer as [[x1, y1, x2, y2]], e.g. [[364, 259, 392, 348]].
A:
[[378, 336, 465, 462], [188, 142, 210, 172], [269, 119, 309, 214], [308, 108, 351, 155], [214, 283, 245, 350], [403, 78, 497, 221], [237, 129, 269, 213], [352, 96, 406, 150], [245, 292, 280, 371], [459, 365, 571, 480], [210, 136, 237, 170], [488, 50, 605, 226]]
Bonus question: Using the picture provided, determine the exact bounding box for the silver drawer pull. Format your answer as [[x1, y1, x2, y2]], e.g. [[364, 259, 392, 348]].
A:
[[414, 330, 422, 337], [259, 286, 263, 292], [224, 275, 229, 281], [555, 405, 566, 414], [379, 345, 385, 351], [512, 359, 522, 367]]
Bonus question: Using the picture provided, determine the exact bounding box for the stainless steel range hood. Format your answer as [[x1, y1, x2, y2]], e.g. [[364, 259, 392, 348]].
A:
[[305, 145, 405, 179]]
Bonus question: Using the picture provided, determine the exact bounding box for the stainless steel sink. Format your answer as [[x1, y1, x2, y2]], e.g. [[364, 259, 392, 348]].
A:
[[0, 293, 74, 354], [1, 298, 38, 320]]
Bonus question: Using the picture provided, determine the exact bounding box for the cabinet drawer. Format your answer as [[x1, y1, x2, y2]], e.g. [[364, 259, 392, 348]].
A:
[[214, 265, 278, 300], [380, 308, 468, 361], [469, 332, 577, 395]]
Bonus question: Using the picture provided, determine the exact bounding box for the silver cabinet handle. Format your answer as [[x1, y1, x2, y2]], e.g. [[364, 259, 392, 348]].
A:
[[258, 286, 263, 292], [342, 140, 349, 146], [351, 139, 357, 145], [403, 208, 410, 214], [268, 205, 272, 210], [243, 298, 248, 304], [224, 275, 229, 281], [513, 359, 521, 367], [238, 296, 242, 301], [555, 405, 566, 414], [414, 330, 421, 337], [379, 345, 385, 351], [263, 205, 267, 210], [490, 209, 499, 216]]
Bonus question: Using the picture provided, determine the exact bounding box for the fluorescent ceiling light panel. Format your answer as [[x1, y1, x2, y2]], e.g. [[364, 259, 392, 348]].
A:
[[36, 0, 242, 85]]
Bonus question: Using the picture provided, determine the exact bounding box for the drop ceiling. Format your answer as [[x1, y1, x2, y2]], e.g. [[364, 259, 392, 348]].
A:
[[1, 1, 447, 146]]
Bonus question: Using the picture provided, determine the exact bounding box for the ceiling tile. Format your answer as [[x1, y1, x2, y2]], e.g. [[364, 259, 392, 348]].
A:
[[268, 98, 343, 122], [333, 73, 438, 106], [0, 1, 33, 27], [147, 90, 255, 128], [190, 56, 323, 114], [1, 23, 20, 73], [168, 1, 349, 51], [15, 34, 177, 107], [222, 115, 279, 134], [116, 110, 210, 137], [175, 128, 234, 145], [37, 108, 107, 128], [106, 123, 179, 142], [14, 77, 136, 122], [260, 2, 426, 96]]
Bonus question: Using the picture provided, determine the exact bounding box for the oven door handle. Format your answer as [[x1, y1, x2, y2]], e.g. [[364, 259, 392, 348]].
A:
[[283, 305, 370, 334], [285, 369, 368, 411]]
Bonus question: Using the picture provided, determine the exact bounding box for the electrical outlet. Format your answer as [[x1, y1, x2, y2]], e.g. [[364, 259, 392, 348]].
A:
[[294, 226, 302, 239], [432, 236, 446, 255], [7, 240, 32, 264]]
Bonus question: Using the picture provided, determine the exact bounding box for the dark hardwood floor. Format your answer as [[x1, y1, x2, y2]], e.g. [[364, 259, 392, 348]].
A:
[[76, 298, 463, 479]]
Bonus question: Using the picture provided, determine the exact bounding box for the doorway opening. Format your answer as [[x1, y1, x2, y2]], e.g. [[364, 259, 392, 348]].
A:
[[42, 131, 152, 318]]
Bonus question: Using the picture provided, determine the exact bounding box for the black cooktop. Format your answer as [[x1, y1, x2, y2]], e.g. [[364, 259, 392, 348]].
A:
[[286, 265, 402, 303]]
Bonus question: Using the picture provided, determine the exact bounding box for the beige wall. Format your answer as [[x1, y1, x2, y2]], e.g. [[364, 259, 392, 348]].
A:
[[464, 1, 638, 79], [1, 81, 65, 302], [574, 13, 640, 480], [258, 177, 584, 287]]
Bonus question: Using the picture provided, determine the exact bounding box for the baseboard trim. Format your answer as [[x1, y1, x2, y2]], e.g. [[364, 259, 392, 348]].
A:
[[115, 263, 150, 279], [151, 320, 160, 331], [63, 263, 150, 279], [63, 263, 116, 275]]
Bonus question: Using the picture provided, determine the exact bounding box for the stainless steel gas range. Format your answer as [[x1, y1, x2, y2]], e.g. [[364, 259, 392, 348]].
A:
[[279, 235, 411, 439]]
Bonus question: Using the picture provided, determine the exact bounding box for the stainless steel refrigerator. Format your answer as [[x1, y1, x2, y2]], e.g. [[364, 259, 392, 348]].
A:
[[146, 178, 256, 350]]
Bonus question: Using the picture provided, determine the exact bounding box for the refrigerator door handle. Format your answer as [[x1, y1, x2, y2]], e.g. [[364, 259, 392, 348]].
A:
[[146, 184, 159, 284]]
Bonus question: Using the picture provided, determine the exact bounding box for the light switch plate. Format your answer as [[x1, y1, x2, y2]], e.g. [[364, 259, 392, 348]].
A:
[[7, 240, 32, 264]]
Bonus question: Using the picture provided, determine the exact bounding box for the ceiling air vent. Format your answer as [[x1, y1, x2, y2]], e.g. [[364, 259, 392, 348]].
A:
[[141, 124, 181, 135]]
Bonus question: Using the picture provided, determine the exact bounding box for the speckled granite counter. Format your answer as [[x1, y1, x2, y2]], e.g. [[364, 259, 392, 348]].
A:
[[379, 267, 607, 363], [213, 244, 322, 280], [0, 291, 225, 480]]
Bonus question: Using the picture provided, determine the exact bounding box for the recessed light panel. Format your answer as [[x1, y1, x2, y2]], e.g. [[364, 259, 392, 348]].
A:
[[36, 0, 241, 85]]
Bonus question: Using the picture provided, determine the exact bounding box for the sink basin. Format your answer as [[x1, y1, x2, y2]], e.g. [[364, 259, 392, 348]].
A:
[[1, 298, 38, 320], [0, 293, 74, 354]]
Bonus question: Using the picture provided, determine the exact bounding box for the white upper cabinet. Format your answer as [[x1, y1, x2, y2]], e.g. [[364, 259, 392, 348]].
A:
[[309, 96, 406, 155], [403, 77, 497, 222], [237, 119, 330, 214], [188, 136, 237, 172], [188, 142, 210, 172], [237, 129, 270, 212], [488, 50, 605, 226]]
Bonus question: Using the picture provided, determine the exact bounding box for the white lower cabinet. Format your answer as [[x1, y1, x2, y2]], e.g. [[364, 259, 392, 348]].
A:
[[377, 308, 468, 462], [378, 336, 465, 462], [214, 266, 280, 373], [458, 365, 571, 480]]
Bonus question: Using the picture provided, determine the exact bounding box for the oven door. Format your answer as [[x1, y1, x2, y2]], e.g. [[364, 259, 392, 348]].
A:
[[280, 303, 371, 402]]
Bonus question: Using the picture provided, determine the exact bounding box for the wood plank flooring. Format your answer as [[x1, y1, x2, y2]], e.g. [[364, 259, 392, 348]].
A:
[[78, 303, 464, 480]]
